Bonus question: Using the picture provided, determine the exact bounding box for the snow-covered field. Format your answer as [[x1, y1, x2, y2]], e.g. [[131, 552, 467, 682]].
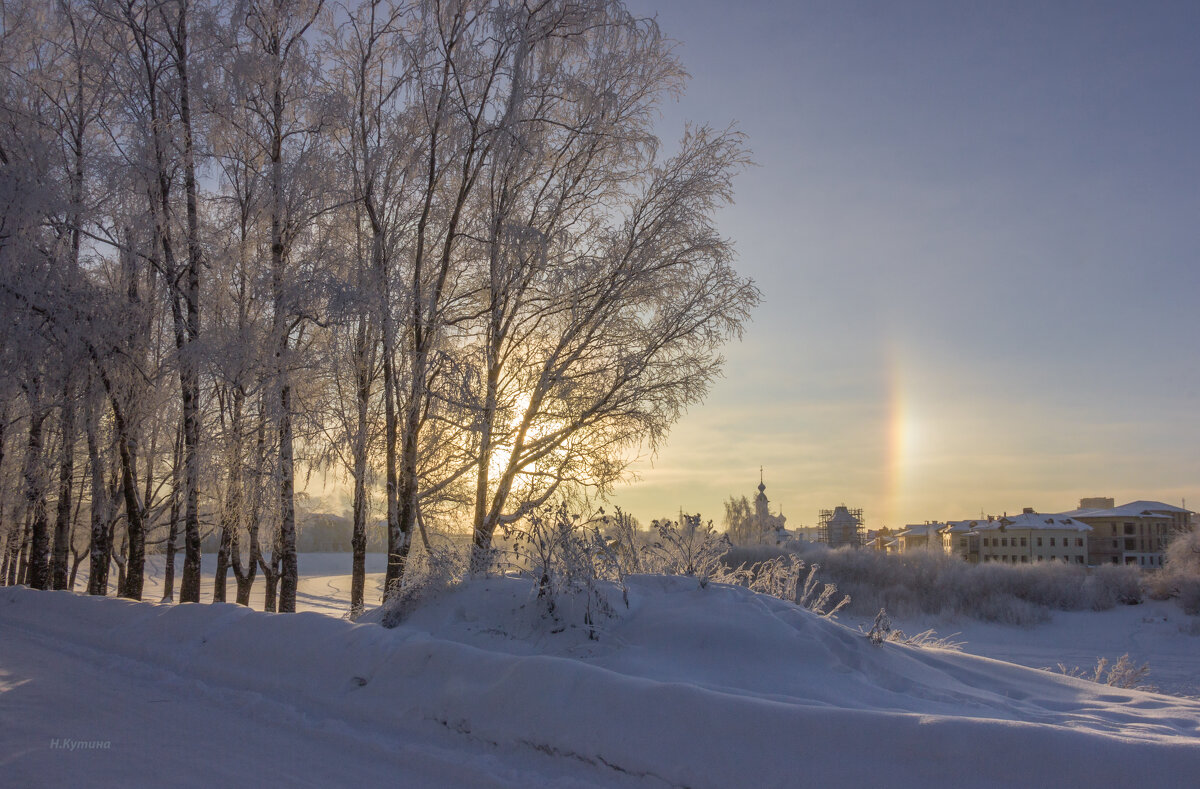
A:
[[4, 555, 1200, 788]]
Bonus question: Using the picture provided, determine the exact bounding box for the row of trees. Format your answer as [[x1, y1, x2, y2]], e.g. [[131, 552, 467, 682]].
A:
[[0, 0, 758, 614]]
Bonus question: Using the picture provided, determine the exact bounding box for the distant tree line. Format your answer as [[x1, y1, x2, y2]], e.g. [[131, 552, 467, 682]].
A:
[[0, 0, 758, 614]]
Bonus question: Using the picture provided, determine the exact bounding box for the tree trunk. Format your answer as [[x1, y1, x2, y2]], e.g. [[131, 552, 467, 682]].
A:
[[24, 405, 50, 590], [162, 420, 182, 601], [111, 395, 144, 600], [51, 380, 75, 589], [391, 397, 418, 594], [377, 222, 401, 600], [241, 503, 265, 609], [350, 314, 370, 616], [232, 526, 257, 607], [469, 340, 501, 575], [229, 389, 255, 606], [174, 0, 204, 607], [112, 526, 126, 593], [261, 549, 280, 614], [162, 496, 179, 601], [179, 352, 202, 603], [0, 404, 8, 584], [0, 523, 13, 586], [16, 508, 32, 585], [68, 546, 86, 590], [276, 382, 297, 612], [86, 398, 111, 595], [0, 405, 9, 582], [269, 56, 298, 613], [213, 522, 231, 603]]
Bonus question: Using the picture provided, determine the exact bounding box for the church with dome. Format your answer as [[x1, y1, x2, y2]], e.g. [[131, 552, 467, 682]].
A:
[[728, 471, 789, 545]]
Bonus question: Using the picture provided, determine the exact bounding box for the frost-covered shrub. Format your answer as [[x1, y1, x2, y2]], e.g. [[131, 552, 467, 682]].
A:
[[788, 543, 1142, 625], [1165, 526, 1200, 574], [1056, 654, 1154, 691], [1083, 565, 1144, 609], [379, 541, 466, 628], [713, 554, 850, 618], [502, 504, 626, 638], [968, 595, 1051, 626], [718, 554, 800, 601], [642, 514, 731, 587], [863, 608, 963, 650], [1005, 563, 1089, 610], [722, 544, 792, 569], [1176, 578, 1200, 616], [1149, 527, 1200, 613], [599, 507, 644, 575], [867, 609, 891, 645], [796, 563, 850, 617]]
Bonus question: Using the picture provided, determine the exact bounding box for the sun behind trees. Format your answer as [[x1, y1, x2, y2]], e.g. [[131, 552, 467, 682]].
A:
[[0, 0, 758, 614]]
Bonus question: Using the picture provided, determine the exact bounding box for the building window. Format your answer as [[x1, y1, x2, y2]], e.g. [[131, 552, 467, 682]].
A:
[[1001, 538, 1008, 547], [1021, 556, 1028, 563], [1124, 523, 1135, 535], [1037, 537, 1043, 547], [1020, 537, 1027, 547], [1050, 537, 1056, 547], [1076, 538, 1083, 547]]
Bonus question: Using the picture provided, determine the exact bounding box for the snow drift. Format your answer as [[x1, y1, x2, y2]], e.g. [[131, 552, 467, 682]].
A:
[[3, 577, 1199, 788]]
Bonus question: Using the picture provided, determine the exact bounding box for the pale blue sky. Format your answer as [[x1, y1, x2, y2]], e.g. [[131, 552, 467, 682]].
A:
[[613, 0, 1200, 529]]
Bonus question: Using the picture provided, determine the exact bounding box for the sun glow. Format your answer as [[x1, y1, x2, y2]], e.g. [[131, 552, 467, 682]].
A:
[[487, 391, 534, 480]]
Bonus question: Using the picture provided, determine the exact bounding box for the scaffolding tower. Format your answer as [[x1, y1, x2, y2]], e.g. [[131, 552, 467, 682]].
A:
[[818, 505, 865, 548]]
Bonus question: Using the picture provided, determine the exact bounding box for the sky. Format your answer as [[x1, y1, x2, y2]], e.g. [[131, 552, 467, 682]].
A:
[[609, 0, 1200, 530]]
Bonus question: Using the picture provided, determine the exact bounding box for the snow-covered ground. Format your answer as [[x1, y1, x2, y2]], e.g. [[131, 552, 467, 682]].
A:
[[872, 603, 1200, 699], [5, 556, 1200, 787], [89, 552, 1200, 698]]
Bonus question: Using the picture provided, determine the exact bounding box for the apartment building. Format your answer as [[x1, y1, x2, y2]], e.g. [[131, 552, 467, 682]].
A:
[[939, 520, 981, 563], [939, 510, 1089, 565], [895, 522, 944, 553], [1059, 500, 1193, 568]]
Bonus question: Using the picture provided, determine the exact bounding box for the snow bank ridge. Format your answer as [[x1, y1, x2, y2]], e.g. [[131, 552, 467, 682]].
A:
[[4, 582, 1200, 789]]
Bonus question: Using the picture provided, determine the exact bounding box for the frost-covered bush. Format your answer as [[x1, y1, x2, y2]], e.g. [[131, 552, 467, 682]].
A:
[[795, 563, 850, 617], [714, 554, 850, 618], [789, 543, 1145, 625], [867, 609, 891, 645], [1148, 527, 1200, 614], [718, 554, 800, 601], [502, 504, 626, 638], [722, 544, 792, 569], [863, 607, 962, 649], [642, 514, 731, 587], [379, 541, 466, 628], [1083, 565, 1144, 609], [1055, 654, 1154, 691], [599, 507, 644, 575]]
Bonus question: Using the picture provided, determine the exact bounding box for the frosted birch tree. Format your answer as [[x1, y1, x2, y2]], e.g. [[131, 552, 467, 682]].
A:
[[226, 0, 330, 612], [456, 4, 759, 571]]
